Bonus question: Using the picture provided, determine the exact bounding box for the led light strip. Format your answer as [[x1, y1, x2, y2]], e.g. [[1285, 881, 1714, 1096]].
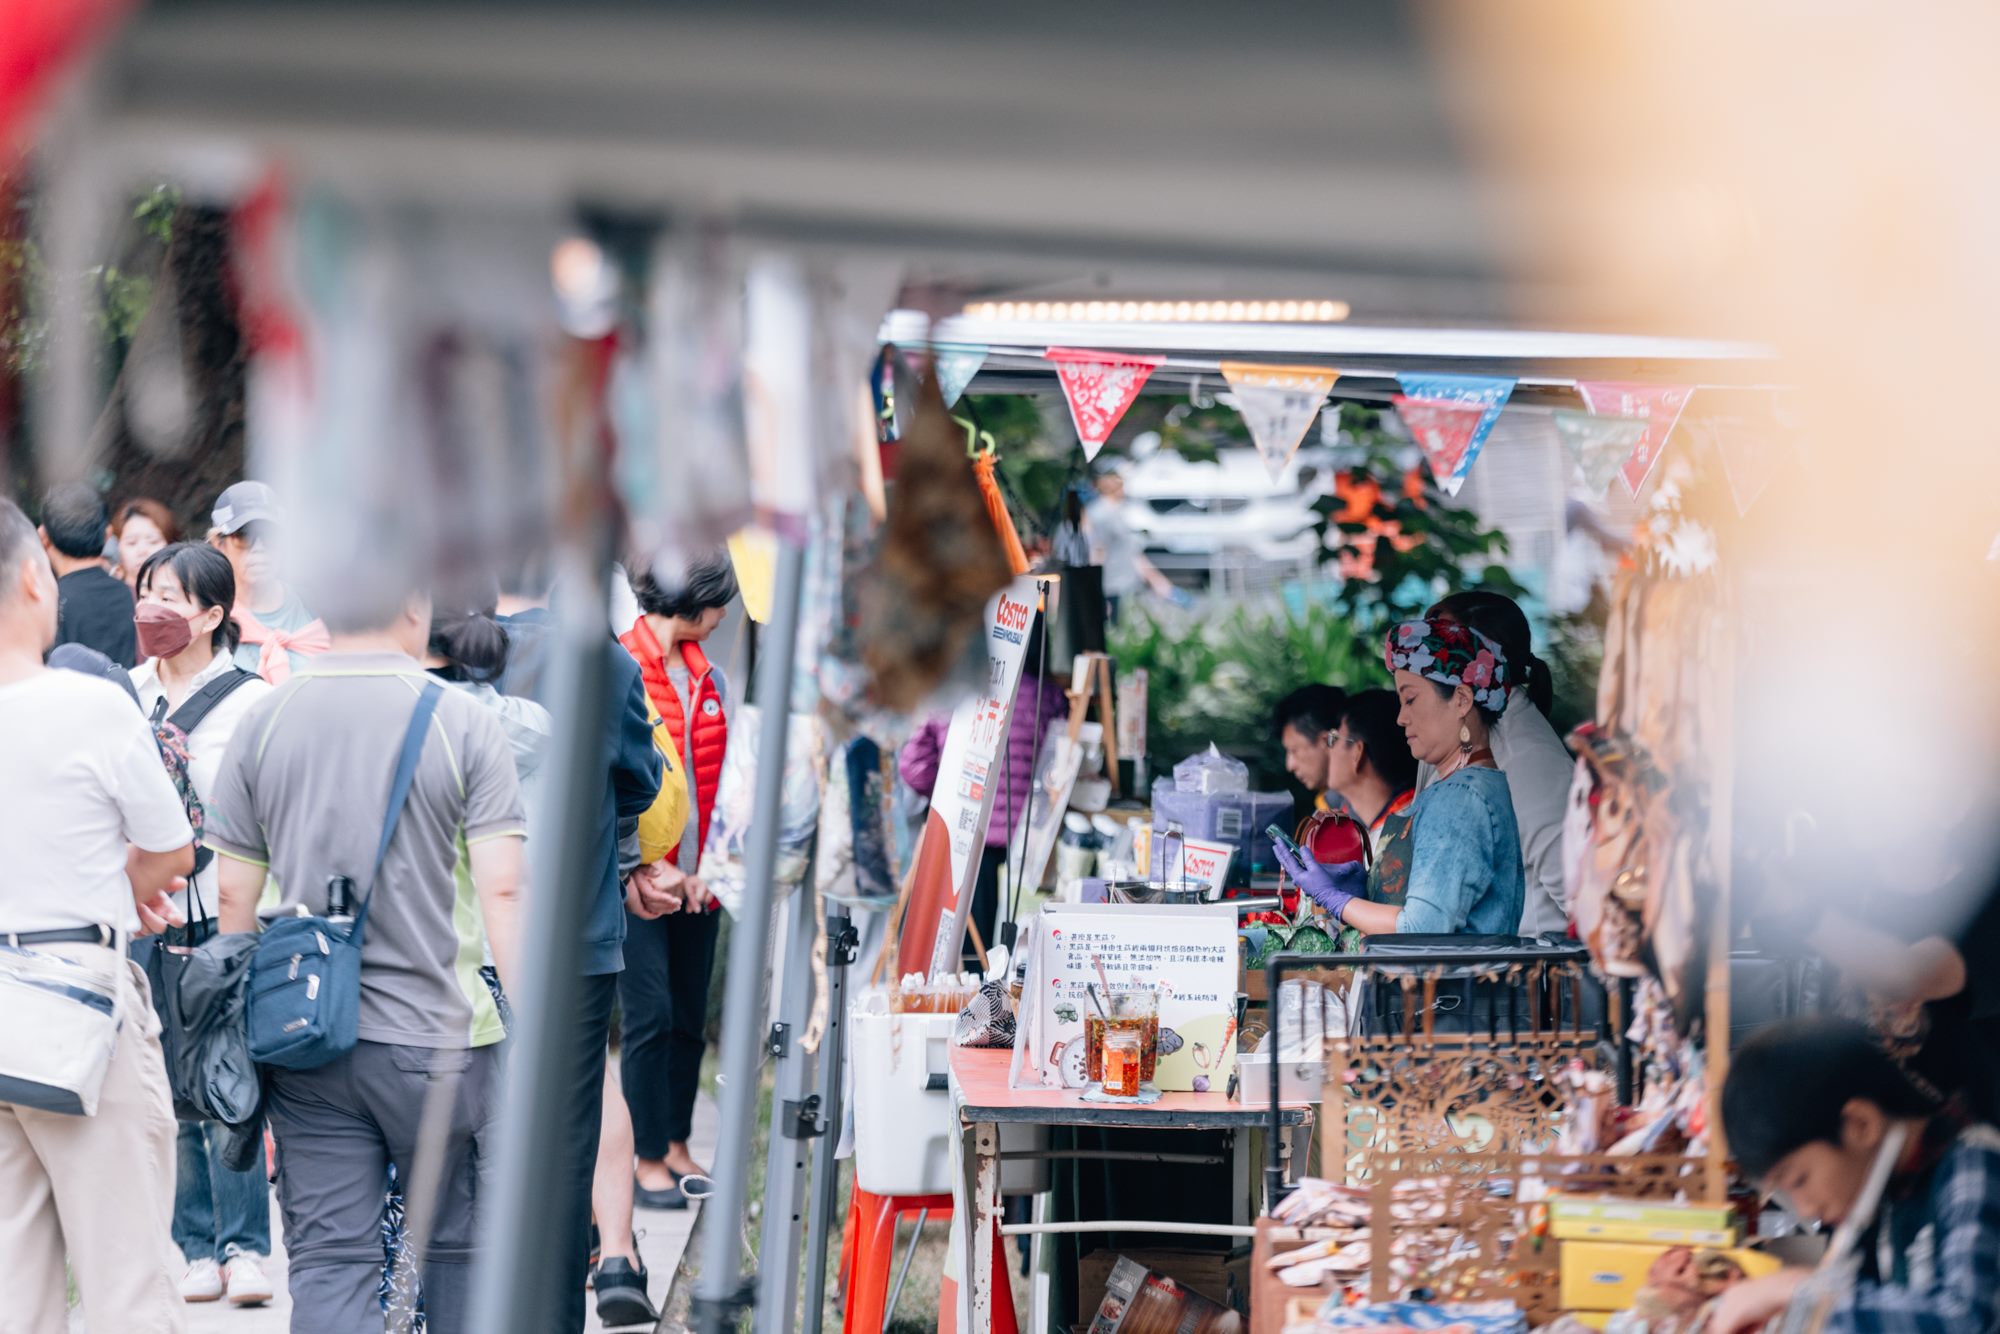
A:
[[964, 299, 1350, 323]]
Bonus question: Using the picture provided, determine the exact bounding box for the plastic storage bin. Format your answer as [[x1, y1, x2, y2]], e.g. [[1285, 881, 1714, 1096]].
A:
[[1150, 779, 1294, 883], [850, 1000, 1050, 1197]]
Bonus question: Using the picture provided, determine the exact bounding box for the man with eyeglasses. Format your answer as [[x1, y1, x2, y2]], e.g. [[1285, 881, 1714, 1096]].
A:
[[208, 482, 330, 684]]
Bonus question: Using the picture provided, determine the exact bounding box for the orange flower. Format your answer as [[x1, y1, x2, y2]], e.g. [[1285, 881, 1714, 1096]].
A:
[[1333, 471, 1382, 523], [1379, 518, 1422, 554], [1337, 530, 1380, 581], [1402, 467, 1429, 509]]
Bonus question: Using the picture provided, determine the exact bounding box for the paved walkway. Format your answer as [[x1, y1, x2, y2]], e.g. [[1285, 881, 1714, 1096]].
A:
[[160, 1088, 719, 1334]]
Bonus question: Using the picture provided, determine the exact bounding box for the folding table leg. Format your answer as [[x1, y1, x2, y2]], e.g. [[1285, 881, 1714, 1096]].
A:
[[971, 1121, 1000, 1334]]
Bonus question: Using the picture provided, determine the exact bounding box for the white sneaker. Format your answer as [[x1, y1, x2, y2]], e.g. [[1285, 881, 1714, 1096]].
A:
[[180, 1258, 223, 1303], [223, 1253, 273, 1307]]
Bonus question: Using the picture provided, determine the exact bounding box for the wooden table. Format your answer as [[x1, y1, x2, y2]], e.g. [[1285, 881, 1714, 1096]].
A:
[[948, 1046, 1313, 1332]]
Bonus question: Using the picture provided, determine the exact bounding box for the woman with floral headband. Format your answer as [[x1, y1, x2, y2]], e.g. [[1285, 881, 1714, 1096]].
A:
[[1271, 617, 1525, 937]]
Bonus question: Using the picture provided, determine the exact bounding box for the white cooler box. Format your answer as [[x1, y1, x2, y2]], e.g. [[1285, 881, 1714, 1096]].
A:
[[851, 1003, 1050, 1197]]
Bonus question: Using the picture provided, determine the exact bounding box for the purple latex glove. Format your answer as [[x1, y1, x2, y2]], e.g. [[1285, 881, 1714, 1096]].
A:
[[1270, 836, 1366, 920]]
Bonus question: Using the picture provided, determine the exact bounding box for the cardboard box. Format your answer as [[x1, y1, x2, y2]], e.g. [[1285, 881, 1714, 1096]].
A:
[[1551, 1196, 1738, 1229], [1551, 1219, 1742, 1247], [1549, 1196, 1742, 1247], [1559, 1241, 1781, 1312], [1078, 1248, 1246, 1325], [1084, 1254, 1244, 1334]]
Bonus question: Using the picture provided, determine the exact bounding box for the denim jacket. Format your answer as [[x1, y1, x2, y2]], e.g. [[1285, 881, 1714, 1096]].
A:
[[1398, 765, 1525, 935]]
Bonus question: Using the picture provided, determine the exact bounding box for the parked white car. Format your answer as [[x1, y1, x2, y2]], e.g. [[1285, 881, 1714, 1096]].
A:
[[1114, 446, 1325, 573]]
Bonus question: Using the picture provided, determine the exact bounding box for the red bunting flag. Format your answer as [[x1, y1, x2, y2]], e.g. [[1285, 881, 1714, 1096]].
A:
[[1575, 381, 1696, 498], [1045, 347, 1164, 460], [1393, 396, 1491, 492]]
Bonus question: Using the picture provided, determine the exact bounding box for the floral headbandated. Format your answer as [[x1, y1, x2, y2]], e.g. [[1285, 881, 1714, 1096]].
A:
[[1385, 618, 1510, 711]]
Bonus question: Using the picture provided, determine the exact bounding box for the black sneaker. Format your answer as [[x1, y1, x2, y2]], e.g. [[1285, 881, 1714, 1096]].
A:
[[633, 1175, 688, 1211], [594, 1257, 660, 1328]]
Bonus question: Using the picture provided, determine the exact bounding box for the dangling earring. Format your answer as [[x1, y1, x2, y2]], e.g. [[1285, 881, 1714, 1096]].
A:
[[1459, 722, 1473, 757]]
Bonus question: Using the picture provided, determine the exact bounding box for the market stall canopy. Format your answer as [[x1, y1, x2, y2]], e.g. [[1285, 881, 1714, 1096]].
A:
[[90, 0, 1570, 324], [881, 310, 1779, 408]]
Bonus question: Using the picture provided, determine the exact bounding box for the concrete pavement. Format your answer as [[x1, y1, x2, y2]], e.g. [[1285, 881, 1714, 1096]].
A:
[[150, 1088, 720, 1334]]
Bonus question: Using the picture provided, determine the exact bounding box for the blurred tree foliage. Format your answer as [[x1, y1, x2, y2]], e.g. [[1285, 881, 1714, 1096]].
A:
[[2, 182, 248, 526], [1109, 597, 1381, 787]]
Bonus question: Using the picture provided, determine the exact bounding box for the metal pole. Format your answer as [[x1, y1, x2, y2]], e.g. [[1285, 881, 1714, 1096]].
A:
[[755, 867, 822, 1331], [695, 537, 809, 1334], [881, 1209, 928, 1334], [799, 911, 855, 1334], [468, 549, 608, 1332]]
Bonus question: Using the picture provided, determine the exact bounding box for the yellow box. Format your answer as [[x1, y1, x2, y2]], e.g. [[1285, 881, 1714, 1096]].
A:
[[1550, 1218, 1742, 1247], [1560, 1242, 1782, 1312]]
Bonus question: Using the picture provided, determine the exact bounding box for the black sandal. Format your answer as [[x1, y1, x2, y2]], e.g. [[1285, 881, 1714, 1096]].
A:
[[593, 1256, 660, 1328]]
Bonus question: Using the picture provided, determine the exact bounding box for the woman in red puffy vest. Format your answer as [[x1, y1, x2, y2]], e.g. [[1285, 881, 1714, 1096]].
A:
[[616, 552, 736, 1209]]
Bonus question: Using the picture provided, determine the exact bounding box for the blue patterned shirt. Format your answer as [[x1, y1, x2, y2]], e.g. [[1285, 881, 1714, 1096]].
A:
[[1397, 766, 1525, 936], [1835, 1123, 2000, 1334]]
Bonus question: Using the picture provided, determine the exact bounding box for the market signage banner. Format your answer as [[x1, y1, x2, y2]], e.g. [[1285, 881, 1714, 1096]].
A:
[[935, 344, 987, 408], [1394, 395, 1492, 494], [1045, 346, 1164, 461], [896, 576, 1044, 979], [1554, 409, 1649, 499], [1219, 361, 1339, 479], [1575, 381, 1695, 498], [1397, 373, 1515, 495], [1011, 902, 1240, 1093]]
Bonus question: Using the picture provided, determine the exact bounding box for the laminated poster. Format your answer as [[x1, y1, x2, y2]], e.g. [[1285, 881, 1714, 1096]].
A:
[[1012, 902, 1239, 1093], [1005, 719, 1088, 906], [894, 576, 1042, 978]]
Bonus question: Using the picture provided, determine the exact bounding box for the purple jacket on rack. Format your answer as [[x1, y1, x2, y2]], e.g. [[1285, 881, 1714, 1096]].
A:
[[898, 674, 1071, 848]]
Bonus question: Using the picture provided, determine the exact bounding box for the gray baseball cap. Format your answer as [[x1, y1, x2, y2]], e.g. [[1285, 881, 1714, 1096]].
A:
[[211, 480, 283, 536]]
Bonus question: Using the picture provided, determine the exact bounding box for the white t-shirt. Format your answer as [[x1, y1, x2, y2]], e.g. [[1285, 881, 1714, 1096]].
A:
[[1084, 497, 1143, 598], [132, 651, 274, 912], [0, 669, 194, 934]]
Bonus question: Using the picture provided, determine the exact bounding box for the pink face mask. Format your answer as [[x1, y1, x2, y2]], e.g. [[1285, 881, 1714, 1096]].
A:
[[134, 602, 195, 661]]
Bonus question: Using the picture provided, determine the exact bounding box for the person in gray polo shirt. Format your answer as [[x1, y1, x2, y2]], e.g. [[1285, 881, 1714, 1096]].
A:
[[210, 578, 526, 1334]]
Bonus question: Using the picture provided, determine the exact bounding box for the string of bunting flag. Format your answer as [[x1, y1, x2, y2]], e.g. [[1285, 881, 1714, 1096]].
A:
[[899, 339, 1741, 503]]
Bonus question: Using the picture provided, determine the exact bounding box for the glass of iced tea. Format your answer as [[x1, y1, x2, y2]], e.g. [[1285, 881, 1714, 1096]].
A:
[[1103, 1031, 1143, 1098], [1086, 986, 1159, 1086]]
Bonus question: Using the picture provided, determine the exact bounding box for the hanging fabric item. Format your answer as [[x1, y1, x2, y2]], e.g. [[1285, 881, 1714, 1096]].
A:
[[1393, 395, 1491, 494], [726, 525, 778, 624], [1575, 381, 1696, 499], [972, 452, 1031, 576], [1554, 409, 1649, 499], [935, 344, 988, 408], [1045, 346, 1163, 460], [807, 256, 903, 510], [239, 187, 560, 627], [1219, 362, 1339, 480], [816, 737, 897, 905], [743, 253, 817, 535], [855, 372, 1015, 713], [0, 0, 133, 146], [646, 225, 754, 564], [1396, 373, 1515, 494], [698, 704, 824, 915]]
